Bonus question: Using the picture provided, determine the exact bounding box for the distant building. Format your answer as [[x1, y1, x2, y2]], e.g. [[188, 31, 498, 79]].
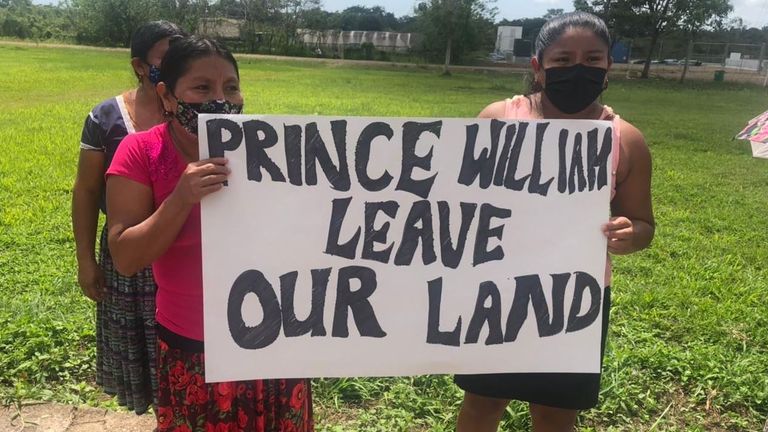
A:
[[196, 21, 419, 55], [297, 29, 419, 53], [199, 18, 242, 40], [495, 26, 523, 54], [513, 39, 532, 58], [611, 41, 630, 64], [726, 52, 761, 71]]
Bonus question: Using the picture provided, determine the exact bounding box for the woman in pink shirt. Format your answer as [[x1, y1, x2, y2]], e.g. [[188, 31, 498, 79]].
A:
[[454, 12, 654, 432], [106, 35, 313, 432]]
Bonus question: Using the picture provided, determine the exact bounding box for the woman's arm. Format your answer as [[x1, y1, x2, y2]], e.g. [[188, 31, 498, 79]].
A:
[[106, 158, 230, 276], [72, 150, 106, 300], [604, 119, 655, 255]]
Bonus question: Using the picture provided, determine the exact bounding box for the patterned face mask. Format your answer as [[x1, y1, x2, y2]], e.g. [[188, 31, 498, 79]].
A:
[[146, 63, 161, 85], [174, 99, 244, 136]]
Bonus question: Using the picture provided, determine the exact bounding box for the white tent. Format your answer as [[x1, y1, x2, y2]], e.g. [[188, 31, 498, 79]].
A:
[[735, 110, 768, 159], [749, 141, 768, 159]]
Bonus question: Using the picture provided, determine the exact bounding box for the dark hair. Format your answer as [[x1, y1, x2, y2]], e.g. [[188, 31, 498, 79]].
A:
[[535, 11, 611, 62], [529, 11, 611, 93], [130, 20, 186, 63], [159, 36, 240, 93]]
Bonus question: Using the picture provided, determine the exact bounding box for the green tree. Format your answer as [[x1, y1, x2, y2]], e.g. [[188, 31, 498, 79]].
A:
[[574, 0, 644, 43], [575, 0, 732, 78], [70, 0, 159, 45], [157, 0, 211, 35], [543, 8, 564, 20], [415, 0, 496, 73], [397, 14, 417, 32], [0, 0, 79, 40], [301, 6, 338, 29], [234, 0, 281, 52], [679, 0, 731, 81], [70, 0, 210, 46], [280, 0, 322, 50], [301, 5, 412, 32], [0, 0, 35, 39], [337, 5, 399, 31]]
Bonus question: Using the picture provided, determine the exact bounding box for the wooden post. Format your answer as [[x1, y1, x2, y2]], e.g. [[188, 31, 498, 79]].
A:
[[442, 37, 452, 75], [762, 63, 768, 87], [658, 39, 664, 61], [680, 39, 693, 83]]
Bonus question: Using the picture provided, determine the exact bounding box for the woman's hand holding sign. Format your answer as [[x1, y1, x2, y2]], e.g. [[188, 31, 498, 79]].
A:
[[605, 119, 655, 256], [172, 158, 230, 205], [108, 157, 230, 276], [603, 216, 636, 255]]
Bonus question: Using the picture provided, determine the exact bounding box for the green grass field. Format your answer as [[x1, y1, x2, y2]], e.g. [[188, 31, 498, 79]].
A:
[[1, 43, 767, 431]]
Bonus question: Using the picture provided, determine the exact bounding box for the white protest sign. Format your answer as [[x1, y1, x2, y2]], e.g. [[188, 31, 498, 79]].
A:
[[199, 115, 613, 383]]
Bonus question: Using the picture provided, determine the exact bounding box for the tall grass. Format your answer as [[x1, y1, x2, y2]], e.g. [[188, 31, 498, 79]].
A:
[[1, 43, 766, 431]]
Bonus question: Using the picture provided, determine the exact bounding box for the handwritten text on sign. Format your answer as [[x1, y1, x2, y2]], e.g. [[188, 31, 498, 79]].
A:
[[199, 115, 613, 382]]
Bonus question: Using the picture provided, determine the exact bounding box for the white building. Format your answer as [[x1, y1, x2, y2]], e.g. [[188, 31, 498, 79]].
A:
[[725, 52, 762, 71], [495, 26, 523, 54], [199, 18, 242, 40], [297, 29, 419, 53]]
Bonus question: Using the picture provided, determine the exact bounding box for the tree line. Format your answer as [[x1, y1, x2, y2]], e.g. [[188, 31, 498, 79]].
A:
[[2, 0, 767, 72], [575, 0, 746, 78], [0, 0, 497, 66]]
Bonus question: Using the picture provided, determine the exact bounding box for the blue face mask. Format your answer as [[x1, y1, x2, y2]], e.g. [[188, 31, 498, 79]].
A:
[[147, 63, 161, 85]]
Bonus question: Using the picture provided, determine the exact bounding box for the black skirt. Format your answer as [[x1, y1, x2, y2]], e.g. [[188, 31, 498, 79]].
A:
[[454, 287, 611, 410], [96, 226, 158, 414]]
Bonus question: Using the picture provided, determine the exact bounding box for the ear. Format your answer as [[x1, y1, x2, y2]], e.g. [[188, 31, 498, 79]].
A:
[[531, 57, 545, 88], [531, 56, 541, 72], [156, 82, 176, 114], [130, 57, 145, 81]]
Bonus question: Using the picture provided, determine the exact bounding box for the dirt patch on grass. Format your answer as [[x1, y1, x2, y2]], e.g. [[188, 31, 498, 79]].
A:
[[0, 402, 154, 432]]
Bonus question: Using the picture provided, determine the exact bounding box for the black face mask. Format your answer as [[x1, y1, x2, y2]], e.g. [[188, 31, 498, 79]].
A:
[[543, 64, 607, 114]]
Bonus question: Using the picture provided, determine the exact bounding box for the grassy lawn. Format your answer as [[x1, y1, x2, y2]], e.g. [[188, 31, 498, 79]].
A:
[[1, 43, 767, 431]]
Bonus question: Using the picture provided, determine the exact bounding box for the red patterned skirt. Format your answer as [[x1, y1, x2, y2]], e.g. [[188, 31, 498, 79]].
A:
[[156, 326, 313, 432]]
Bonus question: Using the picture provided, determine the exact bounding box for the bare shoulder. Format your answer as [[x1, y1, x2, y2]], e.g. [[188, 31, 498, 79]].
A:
[[620, 119, 649, 157], [618, 118, 651, 168], [478, 100, 508, 119]]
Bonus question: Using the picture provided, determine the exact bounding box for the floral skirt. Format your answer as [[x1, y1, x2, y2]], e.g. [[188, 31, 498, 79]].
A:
[[156, 326, 313, 432], [96, 226, 157, 414]]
